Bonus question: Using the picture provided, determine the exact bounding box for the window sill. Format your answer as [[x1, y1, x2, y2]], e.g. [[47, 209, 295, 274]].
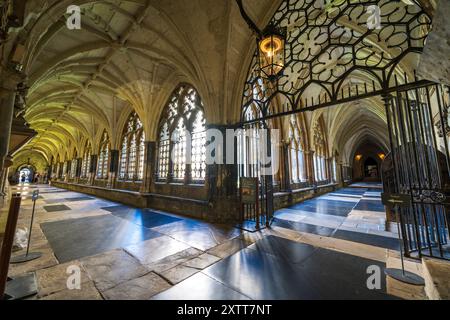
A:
[[117, 180, 143, 184], [154, 181, 205, 187]]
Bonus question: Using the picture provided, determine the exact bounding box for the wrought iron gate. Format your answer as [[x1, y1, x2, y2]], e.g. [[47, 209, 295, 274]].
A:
[[238, 120, 274, 228], [383, 81, 450, 260]]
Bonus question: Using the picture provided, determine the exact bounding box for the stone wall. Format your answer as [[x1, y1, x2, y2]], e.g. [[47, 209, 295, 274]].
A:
[[52, 182, 148, 208], [52, 181, 338, 223], [273, 184, 338, 211]]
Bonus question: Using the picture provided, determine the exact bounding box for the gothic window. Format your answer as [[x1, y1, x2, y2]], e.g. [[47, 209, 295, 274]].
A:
[[156, 85, 207, 183], [289, 116, 306, 183], [97, 131, 110, 179], [81, 141, 92, 179], [118, 113, 145, 182]]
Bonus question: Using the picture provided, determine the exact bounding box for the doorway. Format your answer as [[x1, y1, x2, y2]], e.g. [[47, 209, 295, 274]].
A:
[[364, 157, 379, 180], [18, 168, 33, 184]]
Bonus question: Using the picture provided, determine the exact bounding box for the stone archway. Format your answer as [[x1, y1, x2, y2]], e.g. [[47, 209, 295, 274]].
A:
[[16, 164, 36, 184], [363, 157, 379, 181]]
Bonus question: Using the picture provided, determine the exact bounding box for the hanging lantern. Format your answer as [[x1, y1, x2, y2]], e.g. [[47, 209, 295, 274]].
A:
[[258, 24, 286, 81], [235, 0, 286, 81]]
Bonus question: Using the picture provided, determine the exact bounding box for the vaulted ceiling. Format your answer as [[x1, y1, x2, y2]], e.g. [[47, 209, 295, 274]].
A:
[[2, 0, 437, 166]]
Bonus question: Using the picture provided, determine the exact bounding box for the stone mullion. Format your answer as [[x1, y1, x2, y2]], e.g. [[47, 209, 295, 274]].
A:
[[140, 141, 156, 193], [108, 150, 119, 189], [75, 157, 83, 183], [0, 67, 22, 190], [89, 155, 98, 185], [167, 139, 175, 183], [65, 161, 71, 182], [282, 142, 291, 192]]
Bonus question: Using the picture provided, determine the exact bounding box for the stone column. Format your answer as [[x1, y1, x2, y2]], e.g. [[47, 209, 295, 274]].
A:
[[305, 150, 315, 185], [0, 156, 12, 196], [167, 142, 174, 183], [75, 157, 82, 183], [325, 157, 332, 184], [206, 124, 239, 223], [64, 161, 71, 182], [0, 67, 22, 179], [89, 155, 98, 185], [140, 141, 156, 193], [108, 150, 119, 189], [46, 164, 52, 184], [338, 162, 344, 187], [59, 163, 63, 180], [281, 142, 291, 192]]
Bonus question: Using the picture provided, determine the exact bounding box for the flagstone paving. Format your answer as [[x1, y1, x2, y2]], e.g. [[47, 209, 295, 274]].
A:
[[4, 183, 426, 300]]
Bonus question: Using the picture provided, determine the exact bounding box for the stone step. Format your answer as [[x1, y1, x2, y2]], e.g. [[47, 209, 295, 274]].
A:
[[422, 257, 450, 300]]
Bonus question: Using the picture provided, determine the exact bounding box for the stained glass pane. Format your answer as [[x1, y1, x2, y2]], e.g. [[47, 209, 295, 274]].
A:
[[158, 85, 206, 183], [86, 151, 91, 177], [173, 118, 186, 180], [158, 122, 170, 180], [119, 137, 128, 180], [97, 150, 103, 178], [191, 111, 206, 180], [118, 113, 146, 182], [298, 150, 305, 181], [138, 134, 145, 181], [127, 133, 137, 180], [102, 144, 109, 179]]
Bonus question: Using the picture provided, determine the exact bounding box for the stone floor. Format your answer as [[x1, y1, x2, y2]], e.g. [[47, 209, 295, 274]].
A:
[[4, 183, 428, 300]]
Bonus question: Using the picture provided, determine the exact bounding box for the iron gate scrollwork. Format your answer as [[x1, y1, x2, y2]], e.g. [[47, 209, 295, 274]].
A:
[[238, 115, 275, 228], [241, 0, 432, 124], [238, 0, 449, 259], [383, 81, 450, 260]]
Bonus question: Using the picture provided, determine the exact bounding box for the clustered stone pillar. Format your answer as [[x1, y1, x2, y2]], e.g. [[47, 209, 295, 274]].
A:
[[89, 155, 98, 185], [75, 157, 83, 183], [108, 150, 119, 188], [206, 124, 239, 223], [305, 150, 315, 185], [46, 164, 52, 184], [338, 162, 344, 187], [140, 141, 156, 193], [64, 161, 71, 182], [281, 142, 291, 192], [58, 163, 63, 180], [0, 67, 22, 197], [325, 157, 332, 184], [0, 157, 12, 197]]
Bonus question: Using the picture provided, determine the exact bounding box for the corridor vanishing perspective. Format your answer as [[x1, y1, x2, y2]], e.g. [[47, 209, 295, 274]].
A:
[[0, 0, 449, 303], [6, 182, 407, 300]]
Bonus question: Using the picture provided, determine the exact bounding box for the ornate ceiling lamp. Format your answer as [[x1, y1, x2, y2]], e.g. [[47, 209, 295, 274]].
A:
[[236, 0, 286, 81]]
